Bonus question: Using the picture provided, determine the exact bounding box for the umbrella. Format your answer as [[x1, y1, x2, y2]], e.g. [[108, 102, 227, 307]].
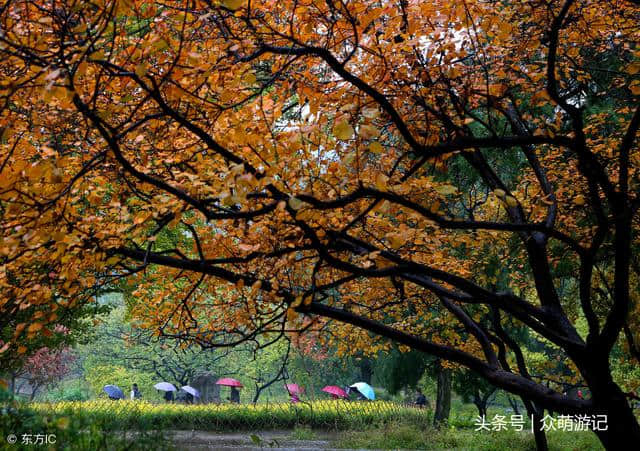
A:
[[103, 385, 124, 399], [322, 386, 348, 398], [181, 385, 200, 398], [154, 382, 177, 392], [285, 383, 303, 395], [215, 377, 243, 387], [350, 382, 375, 400]]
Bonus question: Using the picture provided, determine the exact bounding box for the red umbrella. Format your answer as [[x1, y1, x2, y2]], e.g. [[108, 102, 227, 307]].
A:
[[216, 378, 243, 387], [285, 383, 303, 395], [322, 385, 348, 398]]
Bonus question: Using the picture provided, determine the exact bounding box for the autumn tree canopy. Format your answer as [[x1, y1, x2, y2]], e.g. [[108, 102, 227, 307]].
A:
[[1, 1, 639, 448]]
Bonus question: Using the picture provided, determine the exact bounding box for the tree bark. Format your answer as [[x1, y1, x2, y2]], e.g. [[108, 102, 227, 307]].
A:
[[508, 395, 520, 415], [433, 363, 451, 426], [522, 399, 548, 451], [359, 358, 373, 385], [590, 381, 640, 449]]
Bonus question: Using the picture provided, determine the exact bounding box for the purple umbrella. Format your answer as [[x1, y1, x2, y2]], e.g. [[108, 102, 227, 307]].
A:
[[181, 385, 200, 398], [154, 382, 177, 392], [103, 385, 124, 399]]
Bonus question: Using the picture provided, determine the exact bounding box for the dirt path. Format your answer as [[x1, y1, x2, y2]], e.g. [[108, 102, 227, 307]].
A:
[[168, 430, 370, 450]]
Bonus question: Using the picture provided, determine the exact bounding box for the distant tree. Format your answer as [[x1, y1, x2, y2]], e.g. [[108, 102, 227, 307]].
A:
[[17, 346, 76, 400], [453, 370, 497, 418]]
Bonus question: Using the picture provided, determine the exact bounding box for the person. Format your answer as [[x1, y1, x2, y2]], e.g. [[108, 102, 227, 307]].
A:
[[230, 387, 240, 403], [415, 388, 429, 408], [130, 383, 142, 401], [164, 390, 174, 403]]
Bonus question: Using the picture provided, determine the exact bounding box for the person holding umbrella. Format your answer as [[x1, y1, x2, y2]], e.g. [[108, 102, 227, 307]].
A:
[[181, 385, 200, 404], [322, 386, 348, 400], [415, 388, 429, 408], [216, 378, 243, 403], [154, 382, 177, 403], [103, 385, 124, 400], [350, 382, 375, 401], [130, 383, 142, 401], [285, 383, 303, 404]]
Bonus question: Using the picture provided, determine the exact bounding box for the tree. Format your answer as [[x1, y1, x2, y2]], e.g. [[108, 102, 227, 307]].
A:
[[81, 306, 232, 387], [1, 1, 639, 448], [14, 346, 75, 400], [453, 369, 497, 418]]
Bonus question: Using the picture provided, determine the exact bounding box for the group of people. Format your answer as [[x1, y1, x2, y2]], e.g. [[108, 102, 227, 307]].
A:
[[120, 383, 196, 403], [122, 383, 430, 407]]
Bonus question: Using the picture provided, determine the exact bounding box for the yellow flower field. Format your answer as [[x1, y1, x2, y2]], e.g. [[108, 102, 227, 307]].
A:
[[30, 399, 431, 430]]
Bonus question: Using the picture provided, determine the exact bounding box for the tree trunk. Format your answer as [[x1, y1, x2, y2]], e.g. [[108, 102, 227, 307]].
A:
[[10, 373, 16, 396], [522, 398, 548, 451], [507, 395, 520, 415], [473, 400, 487, 418], [531, 411, 548, 451], [433, 364, 451, 426], [591, 388, 640, 449], [359, 358, 373, 385]]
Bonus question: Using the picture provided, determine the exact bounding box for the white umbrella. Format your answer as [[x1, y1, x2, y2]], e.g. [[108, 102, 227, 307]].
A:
[[154, 382, 177, 392], [181, 385, 200, 398]]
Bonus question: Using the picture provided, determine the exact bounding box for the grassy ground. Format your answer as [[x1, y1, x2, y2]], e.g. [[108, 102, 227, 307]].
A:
[[3, 400, 607, 450], [332, 423, 603, 450]]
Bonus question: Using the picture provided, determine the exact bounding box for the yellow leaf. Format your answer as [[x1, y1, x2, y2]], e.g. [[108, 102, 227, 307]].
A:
[[291, 295, 303, 308], [222, 0, 244, 10], [369, 141, 384, 154], [435, 185, 457, 195], [288, 196, 304, 210], [574, 195, 586, 206], [243, 72, 256, 84], [504, 195, 518, 208], [362, 107, 379, 119], [134, 63, 147, 78], [493, 189, 506, 198], [332, 120, 354, 140], [627, 62, 640, 75], [374, 173, 388, 190], [28, 322, 43, 333], [359, 124, 379, 139]]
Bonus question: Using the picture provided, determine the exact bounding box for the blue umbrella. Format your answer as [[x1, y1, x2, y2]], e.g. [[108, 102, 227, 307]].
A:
[[103, 385, 124, 399], [154, 382, 177, 392], [350, 382, 375, 400], [181, 385, 200, 398]]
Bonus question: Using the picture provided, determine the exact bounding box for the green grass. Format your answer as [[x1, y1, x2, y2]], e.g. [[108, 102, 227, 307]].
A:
[[334, 423, 603, 450], [289, 425, 318, 440]]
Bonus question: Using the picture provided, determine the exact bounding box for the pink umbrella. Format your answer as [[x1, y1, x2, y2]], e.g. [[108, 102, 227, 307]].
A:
[[215, 378, 243, 388], [322, 385, 348, 398], [285, 383, 303, 395]]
